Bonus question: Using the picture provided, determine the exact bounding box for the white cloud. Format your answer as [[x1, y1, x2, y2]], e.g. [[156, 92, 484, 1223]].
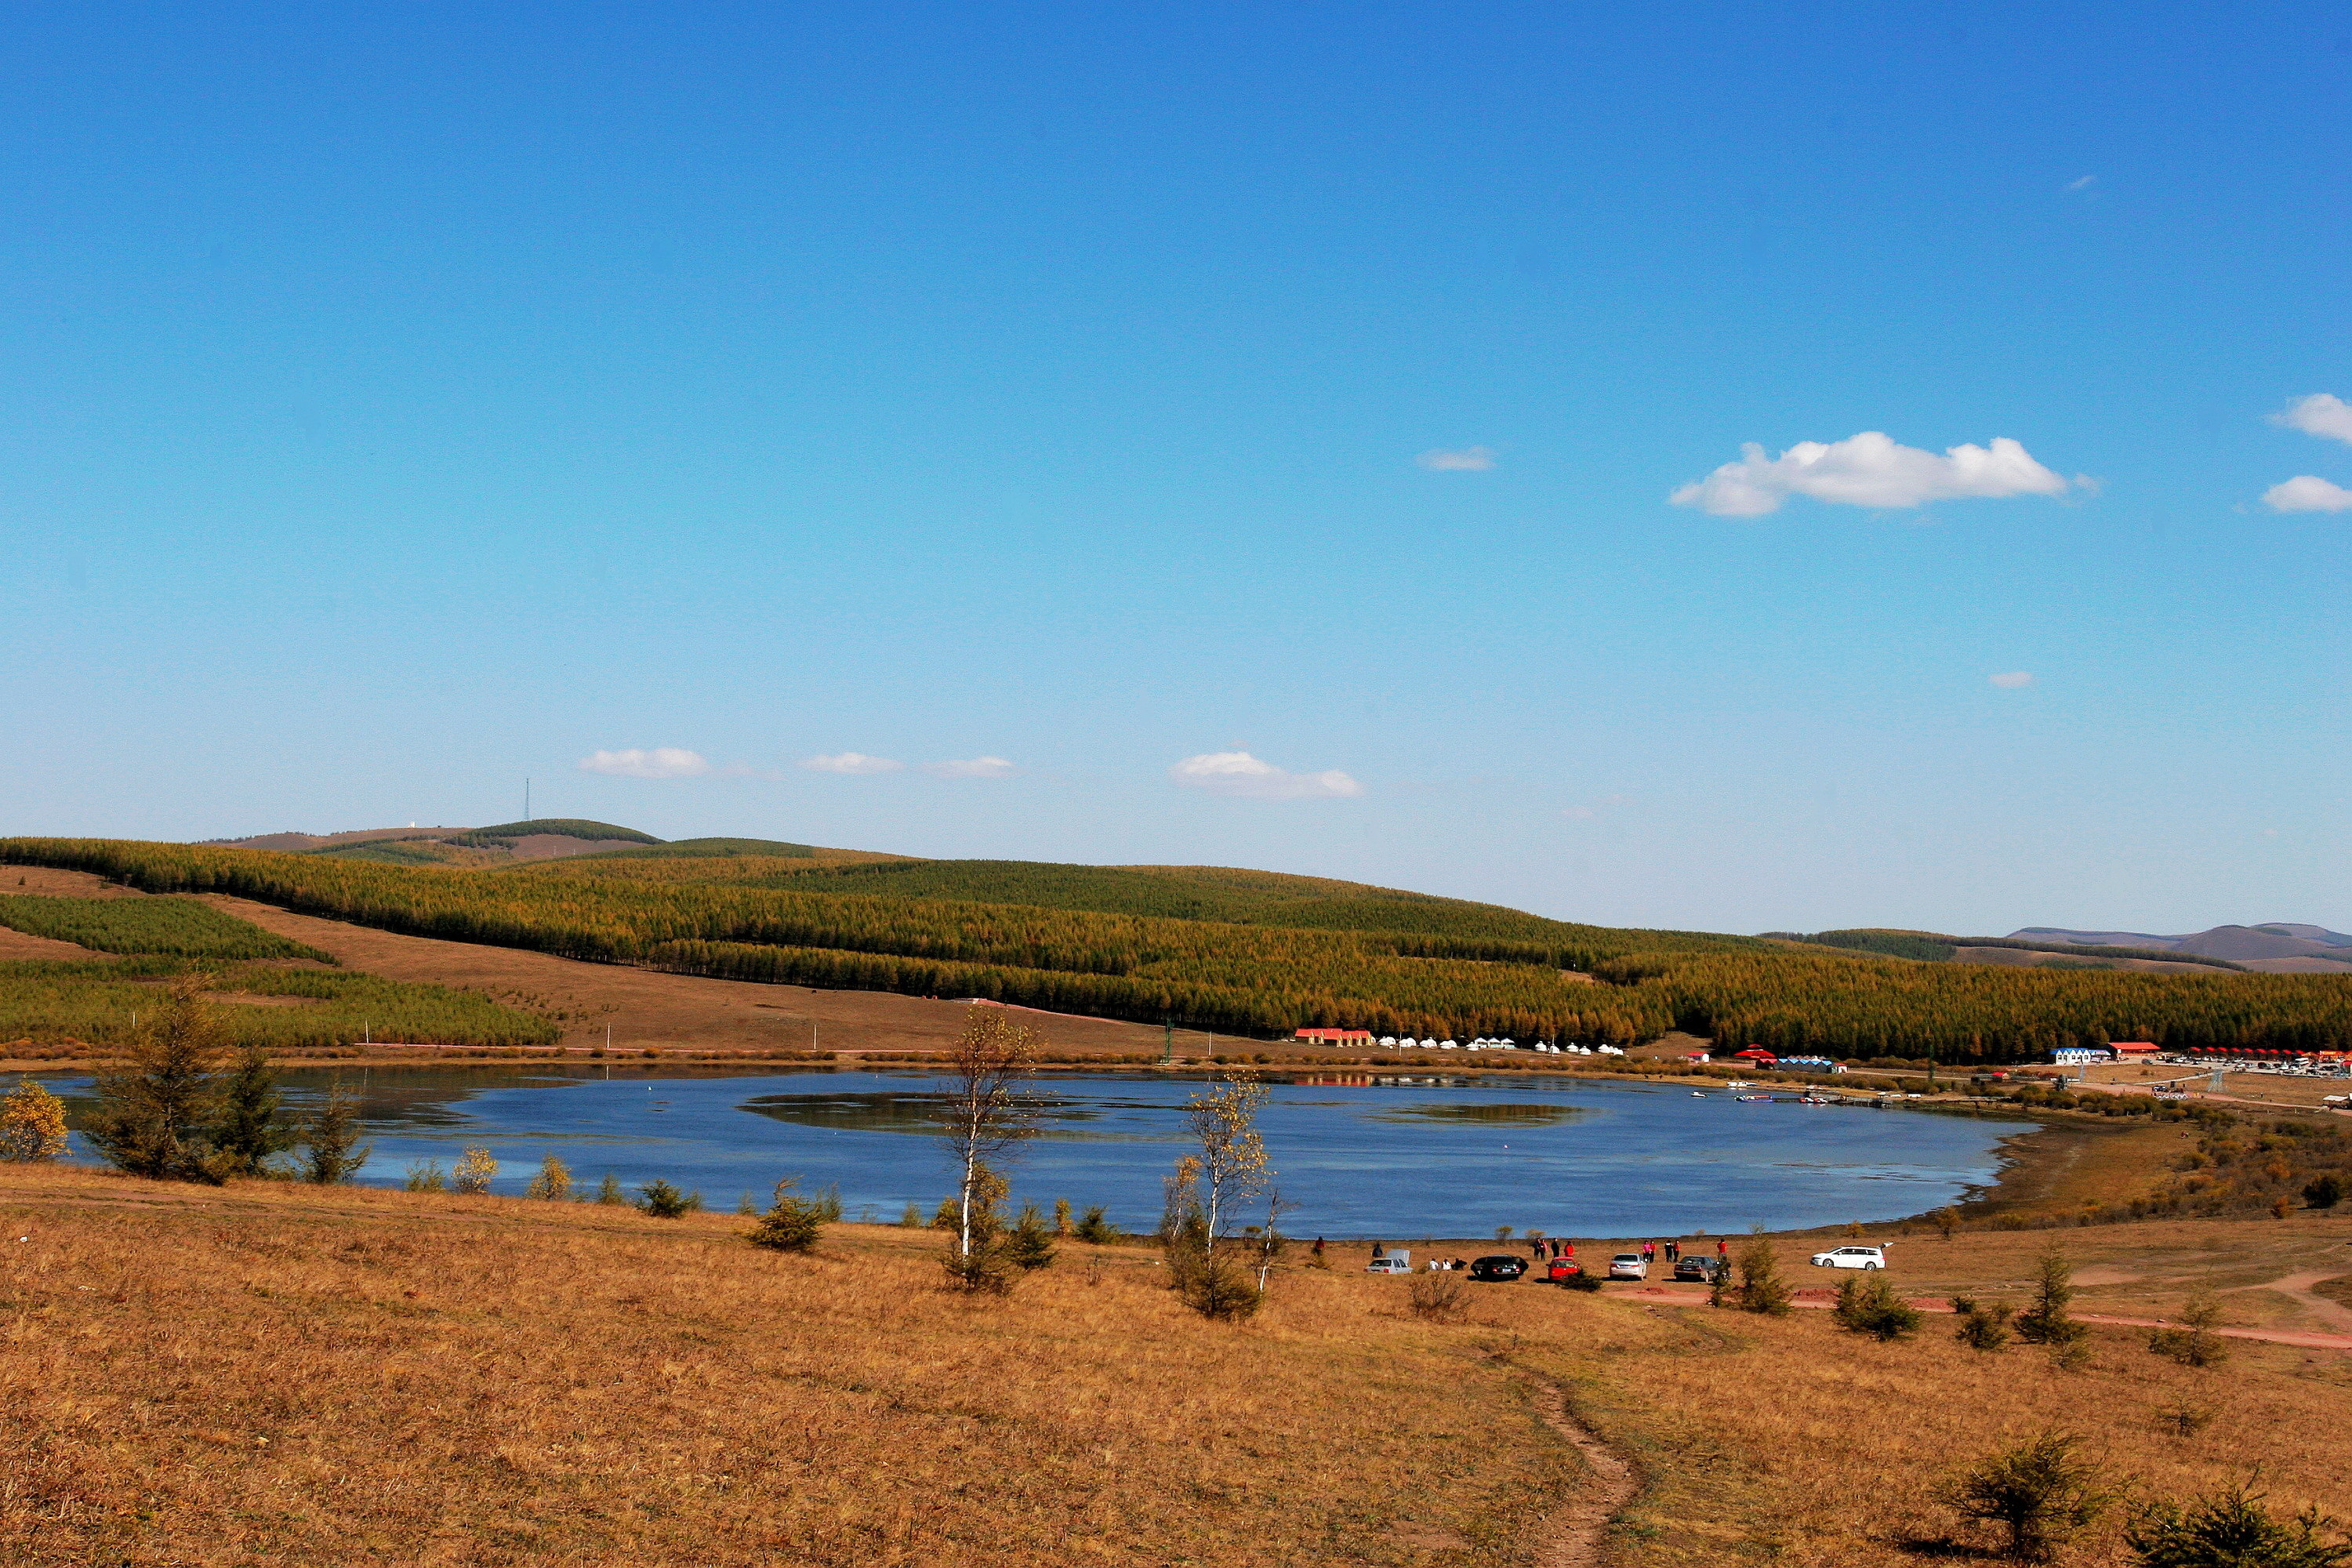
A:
[[2064, 175, 2096, 192], [925, 756, 1017, 779], [1170, 751, 1363, 800], [1670, 431, 2072, 517], [2274, 394, 2352, 446], [2263, 476, 2352, 514], [801, 752, 905, 775], [576, 747, 710, 779], [1988, 672, 2035, 690], [1562, 793, 1630, 819], [1417, 446, 1496, 472]]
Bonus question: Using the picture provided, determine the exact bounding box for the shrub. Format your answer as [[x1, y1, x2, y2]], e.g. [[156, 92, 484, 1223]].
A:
[[636, 1178, 701, 1218], [2303, 1173, 2344, 1209], [2125, 1481, 2352, 1568], [1831, 1272, 1922, 1341], [450, 1147, 498, 1196], [0, 1077, 70, 1162], [1053, 1197, 1073, 1236], [405, 1160, 446, 1192], [1940, 1430, 2109, 1563], [1559, 1268, 1603, 1293], [1407, 1271, 1465, 1322], [594, 1173, 624, 1206], [523, 1155, 572, 1202], [898, 1202, 923, 1228], [747, 1177, 826, 1253], [1073, 1203, 1120, 1243], [1951, 1295, 2015, 1352]]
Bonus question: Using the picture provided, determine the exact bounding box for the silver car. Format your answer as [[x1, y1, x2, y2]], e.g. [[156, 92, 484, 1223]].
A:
[[1607, 1253, 1649, 1279]]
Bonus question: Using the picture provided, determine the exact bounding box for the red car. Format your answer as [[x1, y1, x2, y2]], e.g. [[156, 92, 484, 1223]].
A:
[[1544, 1258, 1582, 1283]]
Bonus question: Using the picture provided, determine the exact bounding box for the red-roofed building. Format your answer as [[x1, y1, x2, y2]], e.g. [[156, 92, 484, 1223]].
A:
[[2111, 1041, 2158, 1057], [1294, 1028, 1373, 1045]]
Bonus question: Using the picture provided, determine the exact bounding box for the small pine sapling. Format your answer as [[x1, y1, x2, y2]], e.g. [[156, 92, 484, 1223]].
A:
[[1940, 1430, 2108, 1564], [2014, 1243, 2089, 1348], [302, 1086, 371, 1185], [748, 1177, 826, 1254], [1734, 1235, 1791, 1316], [1950, 1296, 2015, 1352], [1007, 1202, 1057, 1271], [595, 1173, 625, 1206], [2125, 1480, 2352, 1568], [636, 1178, 702, 1218], [1831, 1271, 1922, 1341], [2147, 1290, 2231, 1368], [405, 1159, 447, 1192]]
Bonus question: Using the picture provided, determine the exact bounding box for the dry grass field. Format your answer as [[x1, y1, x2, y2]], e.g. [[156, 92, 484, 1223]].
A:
[[4, 1163, 2347, 1568]]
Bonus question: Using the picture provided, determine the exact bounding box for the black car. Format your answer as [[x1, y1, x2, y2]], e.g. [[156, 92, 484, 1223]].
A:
[[1671, 1255, 1724, 1283], [1467, 1254, 1528, 1282]]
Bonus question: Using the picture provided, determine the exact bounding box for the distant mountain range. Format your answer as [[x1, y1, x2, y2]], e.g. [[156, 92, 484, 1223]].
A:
[[2009, 924, 2352, 973]]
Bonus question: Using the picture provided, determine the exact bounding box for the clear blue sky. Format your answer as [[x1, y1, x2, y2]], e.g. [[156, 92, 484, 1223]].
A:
[[5, 4, 2348, 935]]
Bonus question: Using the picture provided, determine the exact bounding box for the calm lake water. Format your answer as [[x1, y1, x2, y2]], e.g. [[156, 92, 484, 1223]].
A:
[[38, 1066, 2030, 1240]]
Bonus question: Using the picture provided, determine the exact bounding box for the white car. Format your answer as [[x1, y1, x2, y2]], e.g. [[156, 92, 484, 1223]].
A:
[[1607, 1254, 1649, 1280], [1810, 1245, 1887, 1270], [1367, 1254, 1413, 1275]]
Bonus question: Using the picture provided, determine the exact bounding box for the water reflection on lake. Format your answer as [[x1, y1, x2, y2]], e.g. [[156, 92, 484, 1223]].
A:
[[38, 1065, 2027, 1240]]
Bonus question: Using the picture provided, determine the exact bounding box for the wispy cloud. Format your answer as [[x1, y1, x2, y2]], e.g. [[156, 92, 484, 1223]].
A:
[[2274, 393, 2352, 446], [2063, 175, 2096, 192], [2263, 475, 2352, 514], [1561, 793, 1630, 820], [1988, 671, 2036, 690], [1417, 446, 1496, 472], [925, 756, 1017, 779], [1670, 431, 2071, 517], [1170, 751, 1363, 800], [801, 752, 905, 775], [576, 747, 710, 779]]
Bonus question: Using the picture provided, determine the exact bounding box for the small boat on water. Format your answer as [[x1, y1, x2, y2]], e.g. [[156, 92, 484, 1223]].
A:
[[1735, 1093, 1773, 1102]]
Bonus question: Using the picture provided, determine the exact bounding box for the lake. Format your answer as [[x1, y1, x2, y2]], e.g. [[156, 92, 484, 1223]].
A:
[[37, 1065, 2030, 1240]]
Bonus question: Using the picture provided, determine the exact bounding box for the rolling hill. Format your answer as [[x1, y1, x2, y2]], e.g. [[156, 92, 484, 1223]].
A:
[[2014, 923, 2352, 972], [6, 827, 2352, 1062]]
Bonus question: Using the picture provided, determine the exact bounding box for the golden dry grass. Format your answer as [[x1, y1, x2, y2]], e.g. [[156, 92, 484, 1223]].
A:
[[5, 1164, 2347, 1568], [2, 1163, 1584, 1567]]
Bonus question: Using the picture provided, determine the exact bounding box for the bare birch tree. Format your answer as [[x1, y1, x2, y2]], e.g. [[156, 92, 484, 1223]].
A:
[[938, 1008, 1040, 1292]]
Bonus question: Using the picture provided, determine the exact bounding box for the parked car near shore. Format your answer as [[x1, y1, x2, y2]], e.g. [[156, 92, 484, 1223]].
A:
[[1467, 1254, 1527, 1282], [1809, 1245, 1887, 1270], [1671, 1255, 1724, 1283], [1608, 1254, 1649, 1279]]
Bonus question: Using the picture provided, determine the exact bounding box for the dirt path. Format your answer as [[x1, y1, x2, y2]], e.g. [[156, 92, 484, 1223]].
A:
[[2219, 1269, 2352, 1335], [1526, 1379, 1638, 1568], [1621, 1283, 2352, 1350]]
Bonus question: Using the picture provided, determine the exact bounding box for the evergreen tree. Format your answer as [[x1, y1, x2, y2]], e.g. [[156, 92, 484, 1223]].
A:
[[301, 1084, 370, 1184], [748, 1177, 826, 1253], [211, 1045, 295, 1177], [84, 980, 230, 1183], [1007, 1202, 1056, 1270]]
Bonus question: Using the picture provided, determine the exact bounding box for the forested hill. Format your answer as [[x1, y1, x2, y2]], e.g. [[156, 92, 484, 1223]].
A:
[[7, 836, 2352, 1064], [534, 851, 1741, 954]]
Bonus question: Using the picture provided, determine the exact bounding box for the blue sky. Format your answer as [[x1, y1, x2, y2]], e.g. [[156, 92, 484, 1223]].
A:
[[4, 4, 2348, 935]]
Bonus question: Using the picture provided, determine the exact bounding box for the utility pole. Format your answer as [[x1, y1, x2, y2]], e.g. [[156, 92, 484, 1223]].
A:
[[525, 779, 532, 821], [1163, 1016, 1174, 1066]]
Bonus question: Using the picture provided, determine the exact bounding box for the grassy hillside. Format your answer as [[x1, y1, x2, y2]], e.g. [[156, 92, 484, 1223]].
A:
[[10, 837, 2352, 1061], [3, 1163, 2345, 1568]]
